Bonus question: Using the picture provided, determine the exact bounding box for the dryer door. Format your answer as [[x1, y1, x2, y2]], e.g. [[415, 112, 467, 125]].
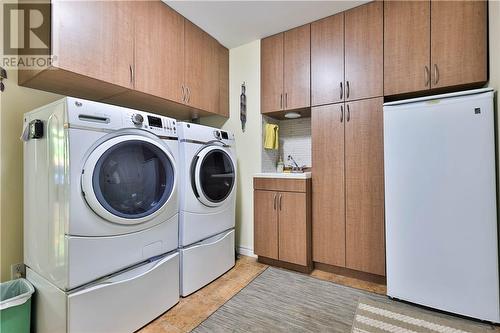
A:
[[192, 146, 235, 207], [82, 134, 176, 225]]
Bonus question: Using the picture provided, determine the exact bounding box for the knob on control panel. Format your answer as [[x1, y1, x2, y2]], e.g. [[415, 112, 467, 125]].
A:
[[131, 113, 144, 125]]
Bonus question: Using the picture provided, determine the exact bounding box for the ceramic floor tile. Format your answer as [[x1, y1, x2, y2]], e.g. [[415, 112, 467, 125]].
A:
[[138, 255, 391, 333], [137, 255, 267, 333]]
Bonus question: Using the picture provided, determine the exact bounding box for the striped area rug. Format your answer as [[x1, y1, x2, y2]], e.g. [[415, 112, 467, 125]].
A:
[[352, 299, 491, 333]]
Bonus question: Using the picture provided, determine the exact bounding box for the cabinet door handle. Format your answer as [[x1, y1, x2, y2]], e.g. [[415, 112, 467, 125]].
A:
[[181, 85, 186, 103], [280, 94, 283, 110], [273, 193, 277, 210], [129, 65, 134, 85], [424, 66, 430, 87], [433, 64, 439, 85], [340, 82, 343, 100], [186, 86, 191, 103], [347, 104, 350, 122], [279, 194, 282, 211], [285, 93, 288, 109], [340, 104, 344, 123], [346, 80, 350, 99]]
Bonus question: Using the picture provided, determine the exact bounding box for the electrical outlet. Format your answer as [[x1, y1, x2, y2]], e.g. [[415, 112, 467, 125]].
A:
[[10, 263, 25, 279]]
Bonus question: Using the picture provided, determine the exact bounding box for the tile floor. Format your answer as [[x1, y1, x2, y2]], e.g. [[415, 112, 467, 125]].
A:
[[138, 255, 388, 333]]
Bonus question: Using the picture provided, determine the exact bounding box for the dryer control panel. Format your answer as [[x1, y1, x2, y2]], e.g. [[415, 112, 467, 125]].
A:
[[123, 111, 177, 137]]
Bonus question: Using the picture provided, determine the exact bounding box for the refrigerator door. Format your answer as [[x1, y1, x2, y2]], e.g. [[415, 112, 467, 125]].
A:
[[384, 90, 499, 323]]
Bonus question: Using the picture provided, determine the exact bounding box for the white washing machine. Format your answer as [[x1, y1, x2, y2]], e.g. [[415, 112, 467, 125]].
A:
[[24, 97, 180, 333], [178, 122, 236, 296]]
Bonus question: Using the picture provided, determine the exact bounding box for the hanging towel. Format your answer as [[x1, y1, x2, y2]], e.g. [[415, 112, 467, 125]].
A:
[[264, 123, 279, 150]]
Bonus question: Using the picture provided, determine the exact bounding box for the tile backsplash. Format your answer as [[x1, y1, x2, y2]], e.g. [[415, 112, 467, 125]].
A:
[[261, 116, 311, 172]]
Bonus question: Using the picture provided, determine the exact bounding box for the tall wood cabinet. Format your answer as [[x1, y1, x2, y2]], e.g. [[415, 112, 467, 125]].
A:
[[261, 25, 311, 114], [311, 1, 383, 107], [254, 178, 312, 271], [311, 103, 346, 267], [384, 0, 487, 96], [312, 98, 385, 276]]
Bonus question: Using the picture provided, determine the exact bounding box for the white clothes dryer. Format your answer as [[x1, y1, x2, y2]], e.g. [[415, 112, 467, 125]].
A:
[[177, 122, 236, 296]]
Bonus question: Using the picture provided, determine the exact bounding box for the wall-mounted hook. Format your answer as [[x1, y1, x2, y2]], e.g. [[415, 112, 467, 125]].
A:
[[240, 82, 247, 132]]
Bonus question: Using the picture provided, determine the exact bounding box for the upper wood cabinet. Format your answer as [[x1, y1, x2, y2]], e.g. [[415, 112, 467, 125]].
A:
[[384, 1, 431, 95], [261, 25, 310, 114], [218, 45, 230, 117], [261, 34, 284, 113], [52, 0, 135, 89], [284, 25, 311, 111], [134, 1, 184, 103], [184, 20, 220, 114], [311, 13, 344, 106], [384, 0, 487, 96], [311, 2, 382, 107], [430, 0, 487, 89], [344, 1, 383, 102], [19, 1, 229, 119]]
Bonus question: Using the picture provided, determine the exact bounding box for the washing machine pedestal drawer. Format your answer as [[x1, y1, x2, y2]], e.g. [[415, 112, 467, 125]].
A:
[[180, 229, 235, 297], [28, 252, 179, 333]]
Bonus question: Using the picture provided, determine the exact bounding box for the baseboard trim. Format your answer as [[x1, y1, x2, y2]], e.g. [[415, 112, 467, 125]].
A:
[[237, 246, 256, 258]]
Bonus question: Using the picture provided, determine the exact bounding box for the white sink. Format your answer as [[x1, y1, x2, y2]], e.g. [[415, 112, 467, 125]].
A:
[[253, 172, 311, 179]]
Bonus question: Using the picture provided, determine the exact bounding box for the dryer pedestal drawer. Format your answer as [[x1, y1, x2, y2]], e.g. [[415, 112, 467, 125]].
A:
[[27, 252, 180, 333], [180, 229, 235, 296]]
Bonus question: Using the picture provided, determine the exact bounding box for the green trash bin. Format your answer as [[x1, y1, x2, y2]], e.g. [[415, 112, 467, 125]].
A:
[[0, 278, 35, 333]]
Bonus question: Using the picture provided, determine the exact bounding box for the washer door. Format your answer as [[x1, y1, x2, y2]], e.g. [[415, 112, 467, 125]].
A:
[[192, 146, 235, 207], [82, 134, 176, 225]]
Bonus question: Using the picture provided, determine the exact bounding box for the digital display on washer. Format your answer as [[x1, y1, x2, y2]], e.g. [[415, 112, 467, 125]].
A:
[[221, 131, 229, 139], [147, 116, 162, 128]]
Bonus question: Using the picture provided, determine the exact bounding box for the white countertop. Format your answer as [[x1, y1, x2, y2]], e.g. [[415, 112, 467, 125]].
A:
[[254, 172, 311, 179]]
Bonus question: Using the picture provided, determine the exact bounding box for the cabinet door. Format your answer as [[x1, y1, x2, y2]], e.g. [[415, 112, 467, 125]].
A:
[[311, 13, 344, 106], [345, 98, 385, 276], [261, 34, 284, 113], [134, 1, 184, 103], [344, 1, 383, 101], [254, 190, 279, 259], [52, 1, 135, 89], [284, 25, 311, 110], [185, 20, 219, 113], [431, 0, 487, 89], [312, 103, 346, 267], [278, 192, 309, 266], [384, 1, 430, 96], [218, 45, 230, 117]]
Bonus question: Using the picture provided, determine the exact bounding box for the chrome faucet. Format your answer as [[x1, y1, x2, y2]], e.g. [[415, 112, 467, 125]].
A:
[[287, 155, 305, 173], [288, 155, 299, 168]]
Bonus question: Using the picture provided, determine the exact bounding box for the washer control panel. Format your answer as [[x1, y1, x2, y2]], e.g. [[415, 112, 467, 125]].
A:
[[124, 111, 177, 136]]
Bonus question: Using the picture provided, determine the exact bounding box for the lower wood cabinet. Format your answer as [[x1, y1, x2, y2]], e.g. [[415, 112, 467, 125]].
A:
[[312, 97, 385, 276], [254, 178, 312, 271]]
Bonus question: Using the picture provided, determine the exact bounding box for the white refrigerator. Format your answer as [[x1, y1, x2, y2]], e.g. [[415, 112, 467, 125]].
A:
[[384, 88, 500, 323]]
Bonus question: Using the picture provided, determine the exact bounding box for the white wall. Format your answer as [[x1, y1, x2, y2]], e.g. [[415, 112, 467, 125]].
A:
[[201, 40, 261, 255], [0, 69, 61, 281]]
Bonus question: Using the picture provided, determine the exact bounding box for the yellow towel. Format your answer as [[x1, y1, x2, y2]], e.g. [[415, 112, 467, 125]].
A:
[[264, 123, 279, 150]]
